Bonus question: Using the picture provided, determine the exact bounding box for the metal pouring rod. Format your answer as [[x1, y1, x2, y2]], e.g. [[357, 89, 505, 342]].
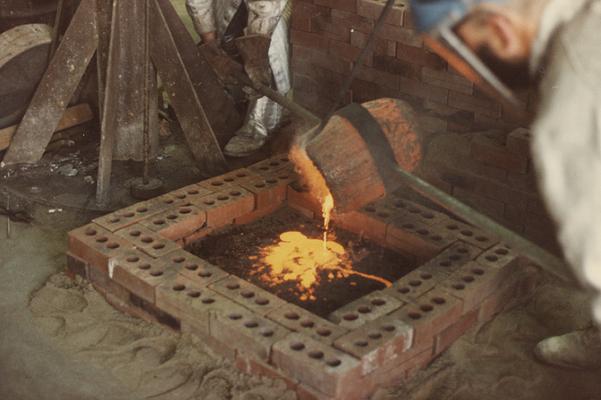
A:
[[393, 165, 573, 283]]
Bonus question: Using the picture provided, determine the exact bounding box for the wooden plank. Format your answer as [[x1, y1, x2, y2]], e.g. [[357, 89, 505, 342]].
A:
[[156, 0, 241, 147], [0, 103, 94, 151], [149, 0, 227, 175], [2, 0, 98, 165]]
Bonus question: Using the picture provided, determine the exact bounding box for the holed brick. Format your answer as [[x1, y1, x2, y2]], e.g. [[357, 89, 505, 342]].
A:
[[111, 249, 179, 303], [418, 241, 483, 280], [93, 197, 183, 232], [155, 275, 246, 336], [287, 183, 322, 219], [66, 251, 88, 279], [211, 308, 290, 361], [386, 214, 457, 262], [209, 275, 287, 316], [267, 303, 348, 344], [240, 176, 288, 210], [334, 201, 400, 243], [116, 224, 181, 258], [437, 218, 499, 250], [68, 223, 134, 273], [434, 308, 479, 356], [235, 352, 299, 390], [381, 268, 438, 304], [166, 249, 229, 288], [272, 333, 362, 398], [328, 292, 403, 330], [235, 203, 284, 225], [440, 261, 509, 313], [139, 203, 207, 241], [160, 183, 214, 204], [390, 288, 463, 349], [476, 243, 520, 270], [191, 186, 256, 228], [333, 315, 414, 376], [198, 168, 261, 190], [249, 154, 293, 177], [385, 196, 448, 226]]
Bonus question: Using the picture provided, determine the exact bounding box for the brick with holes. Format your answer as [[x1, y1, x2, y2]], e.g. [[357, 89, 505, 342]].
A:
[[209, 275, 287, 316], [334, 203, 398, 243], [249, 154, 293, 177], [476, 243, 520, 271], [440, 261, 511, 313], [267, 303, 348, 344], [385, 197, 448, 227], [386, 215, 457, 262], [287, 182, 322, 219], [418, 241, 483, 280], [235, 352, 299, 390], [240, 175, 288, 210], [156, 275, 246, 335], [159, 183, 214, 204], [434, 308, 479, 356], [198, 168, 262, 190], [272, 333, 362, 398], [190, 186, 256, 228], [111, 249, 179, 303], [381, 268, 439, 304], [166, 249, 229, 288], [139, 203, 207, 241], [66, 251, 88, 279], [435, 218, 499, 250], [211, 308, 290, 361], [68, 223, 134, 273], [333, 315, 414, 376], [328, 292, 403, 330], [235, 203, 284, 225], [93, 197, 186, 232], [390, 287, 463, 349], [115, 224, 181, 258]]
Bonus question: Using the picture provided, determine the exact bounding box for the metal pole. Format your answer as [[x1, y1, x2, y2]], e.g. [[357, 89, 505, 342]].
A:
[[393, 165, 573, 283], [142, 0, 151, 185]]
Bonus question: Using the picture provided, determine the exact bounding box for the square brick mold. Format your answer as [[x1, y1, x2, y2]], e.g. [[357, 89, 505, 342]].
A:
[[67, 154, 531, 400]]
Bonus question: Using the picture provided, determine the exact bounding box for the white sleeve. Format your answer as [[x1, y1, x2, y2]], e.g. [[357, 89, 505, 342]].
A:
[[532, 34, 601, 294], [186, 0, 216, 34], [245, 0, 287, 36]]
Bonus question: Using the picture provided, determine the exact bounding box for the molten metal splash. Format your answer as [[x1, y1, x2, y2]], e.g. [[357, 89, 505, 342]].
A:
[[252, 146, 391, 301]]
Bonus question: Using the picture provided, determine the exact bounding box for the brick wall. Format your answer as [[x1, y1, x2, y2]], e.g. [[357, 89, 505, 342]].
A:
[[290, 0, 560, 253]]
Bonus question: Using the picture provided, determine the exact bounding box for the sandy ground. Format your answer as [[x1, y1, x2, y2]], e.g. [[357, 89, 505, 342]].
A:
[[2, 206, 601, 400]]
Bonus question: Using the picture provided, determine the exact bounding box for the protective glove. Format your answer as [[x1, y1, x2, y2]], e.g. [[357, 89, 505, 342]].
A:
[[235, 34, 273, 88]]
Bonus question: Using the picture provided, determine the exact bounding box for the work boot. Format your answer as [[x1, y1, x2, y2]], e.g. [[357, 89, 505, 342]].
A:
[[224, 96, 283, 158], [534, 326, 601, 369]]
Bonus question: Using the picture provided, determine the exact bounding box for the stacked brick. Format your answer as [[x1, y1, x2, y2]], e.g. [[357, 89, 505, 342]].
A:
[[67, 154, 535, 400], [290, 0, 534, 135], [419, 128, 560, 253]]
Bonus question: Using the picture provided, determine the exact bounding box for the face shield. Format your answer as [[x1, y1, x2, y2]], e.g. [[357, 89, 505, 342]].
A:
[[410, 0, 525, 109]]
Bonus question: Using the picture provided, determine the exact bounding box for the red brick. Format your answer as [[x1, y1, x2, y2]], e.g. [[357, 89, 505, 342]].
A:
[[434, 308, 478, 356], [471, 135, 529, 173], [93, 197, 184, 232], [115, 223, 181, 258], [198, 168, 261, 190], [240, 176, 288, 210], [111, 249, 178, 303], [267, 303, 348, 344], [66, 252, 87, 279], [390, 287, 463, 349], [475, 243, 520, 271], [272, 333, 362, 398], [68, 223, 134, 273], [398, 76, 449, 104], [506, 127, 532, 158], [296, 383, 336, 400], [435, 218, 499, 250], [287, 183, 323, 219], [292, 30, 331, 51], [169, 249, 230, 287], [190, 186, 256, 228], [209, 275, 287, 316], [315, 0, 357, 13], [156, 275, 245, 336], [422, 67, 473, 95], [418, 241, 483, 280], [235, 203, 284, 225], [328, 292, 403, 330], [334, 315, 413, 375], [449, 91, 500, 118], [396, 42, 445, 69], [211, 308, 290, 361], [139, 203, 207, 241], [357, 0, 406, 26], [235, 352, 299, 390], [181, 321, 236, 361], [249, 154, 294, 177], [160, 183, 214, 204]]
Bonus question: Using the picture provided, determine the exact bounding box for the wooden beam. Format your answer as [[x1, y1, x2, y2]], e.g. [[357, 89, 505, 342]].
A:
[[0, 103, 94, 152]]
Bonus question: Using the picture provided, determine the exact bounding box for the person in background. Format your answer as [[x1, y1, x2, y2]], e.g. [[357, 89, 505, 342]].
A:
[[410, 0, 601, 369], [186, 0, 291, 157]]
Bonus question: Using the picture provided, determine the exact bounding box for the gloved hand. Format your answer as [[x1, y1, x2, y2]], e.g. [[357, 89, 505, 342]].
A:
[[235, 34, 273, 88]]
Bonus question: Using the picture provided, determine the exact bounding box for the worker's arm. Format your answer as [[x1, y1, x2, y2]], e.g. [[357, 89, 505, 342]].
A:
[[186, 0, 217, 42], [531, 13, 601, 308], [245, 0, 288, 36]]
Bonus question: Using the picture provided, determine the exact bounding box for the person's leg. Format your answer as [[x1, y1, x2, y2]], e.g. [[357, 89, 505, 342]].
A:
[[224, 0, 291, 157]]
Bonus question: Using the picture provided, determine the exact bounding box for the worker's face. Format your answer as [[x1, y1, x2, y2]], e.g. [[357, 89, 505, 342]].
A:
[[454, 10, 533, 89]]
